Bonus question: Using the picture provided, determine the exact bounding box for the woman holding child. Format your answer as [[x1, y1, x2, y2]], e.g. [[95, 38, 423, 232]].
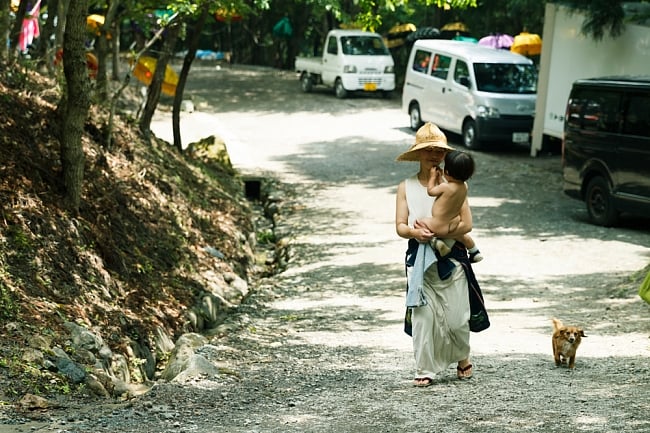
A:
[[395, 122, 488, 387]]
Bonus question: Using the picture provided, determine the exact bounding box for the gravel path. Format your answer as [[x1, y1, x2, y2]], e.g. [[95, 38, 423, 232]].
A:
[[4, 65, 649, 433]]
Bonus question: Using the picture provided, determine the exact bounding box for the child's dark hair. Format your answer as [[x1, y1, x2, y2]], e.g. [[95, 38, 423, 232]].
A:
[[444, 150, 475, 182]]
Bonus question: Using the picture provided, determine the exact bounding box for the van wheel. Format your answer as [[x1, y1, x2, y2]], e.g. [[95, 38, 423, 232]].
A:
[[585, 176, 618, 226], [335, 79, 348, 99], [462, 120, 481, 149], [300, 73, 313, 93], [409, 104, 422, 131]]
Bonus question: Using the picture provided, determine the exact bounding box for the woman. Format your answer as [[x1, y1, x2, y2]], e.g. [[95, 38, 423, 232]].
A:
[[395, 122, 475, 387]]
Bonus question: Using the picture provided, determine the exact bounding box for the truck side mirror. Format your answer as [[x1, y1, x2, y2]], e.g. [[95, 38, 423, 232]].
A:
[[459, 76, 470, 88]]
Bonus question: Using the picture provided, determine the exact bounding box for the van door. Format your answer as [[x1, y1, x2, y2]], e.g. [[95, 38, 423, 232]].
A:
[[322, 35, 340, 86], [618, 91, 650, 201], [425, 52, 453, 129], [567, 87, 621, 183], [445, 58, 473, 134]]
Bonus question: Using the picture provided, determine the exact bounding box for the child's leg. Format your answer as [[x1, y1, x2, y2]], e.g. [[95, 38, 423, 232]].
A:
[[433, 237, 455, 256], [460, 234, 475, 249], [461, 234, 483, 263]]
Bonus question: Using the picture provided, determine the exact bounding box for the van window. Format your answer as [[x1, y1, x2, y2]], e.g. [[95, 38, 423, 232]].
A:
[[454, 60, 470, 86], [412, 50, 431, 73], [430, 54, 451, 80], [622, 93, 650, 138], [473, 63, 537, 94], [568, 90, 621, 133], [327, 36, 338, 55]]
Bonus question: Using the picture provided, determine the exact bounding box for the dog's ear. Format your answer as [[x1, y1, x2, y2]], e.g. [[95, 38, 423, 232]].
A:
[[579, 329, 586, 337]]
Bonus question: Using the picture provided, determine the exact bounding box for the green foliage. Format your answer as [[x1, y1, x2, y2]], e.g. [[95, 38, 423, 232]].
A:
[[257, 228, 276, 244], [0, 281, 19, 321], [427, 0, 477, 6]]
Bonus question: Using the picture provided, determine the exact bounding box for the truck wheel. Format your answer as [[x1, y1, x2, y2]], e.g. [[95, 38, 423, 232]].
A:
[[462, 120, 481, 149], [409, 104, 422, 131], [300, 72, 313, 93], [334, 79, 348, 99], [585, 176, 618, 226]]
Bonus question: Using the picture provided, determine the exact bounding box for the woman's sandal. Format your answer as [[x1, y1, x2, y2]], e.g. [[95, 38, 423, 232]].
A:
[[456, 364, 473, 379], [413, 377, 434, 387]]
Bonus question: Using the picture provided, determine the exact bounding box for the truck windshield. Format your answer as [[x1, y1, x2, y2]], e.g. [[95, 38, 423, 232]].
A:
[[341, 36, 389, 56], [473, 63, 538, 94]]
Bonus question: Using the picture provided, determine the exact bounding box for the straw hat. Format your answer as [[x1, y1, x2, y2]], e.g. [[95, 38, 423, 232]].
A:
[[396, 122, 454, 161]]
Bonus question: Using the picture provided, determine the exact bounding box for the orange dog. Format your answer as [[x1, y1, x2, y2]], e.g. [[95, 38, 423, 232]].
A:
[[552, 318, 586, 369]]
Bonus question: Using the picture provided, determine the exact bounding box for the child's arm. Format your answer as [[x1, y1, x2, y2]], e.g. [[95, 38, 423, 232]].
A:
[[426, 166, 444, 197]]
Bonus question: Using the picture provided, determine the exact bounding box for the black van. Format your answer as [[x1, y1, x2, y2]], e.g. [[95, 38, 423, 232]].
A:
[[562, 76, 650, 226]]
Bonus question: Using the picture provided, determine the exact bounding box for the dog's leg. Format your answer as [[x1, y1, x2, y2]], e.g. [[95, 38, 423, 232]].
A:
[[568, 356, 576, 369], [553, 342, 561, 366]]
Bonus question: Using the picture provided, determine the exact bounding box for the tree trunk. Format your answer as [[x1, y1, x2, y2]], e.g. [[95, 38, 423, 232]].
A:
[[55, 0, 70, 50], [34, 0, 58, 71], [95, 0, 121, 100], [59, 0, 91, 213], [111, 19, 121, 81], [172, 2, 210, 153], [0, 0, 10, 62], [138, 22, 180, 136]]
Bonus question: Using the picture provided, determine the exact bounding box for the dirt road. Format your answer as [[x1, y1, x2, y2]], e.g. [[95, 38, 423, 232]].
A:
[[10, 64, 650, 432]]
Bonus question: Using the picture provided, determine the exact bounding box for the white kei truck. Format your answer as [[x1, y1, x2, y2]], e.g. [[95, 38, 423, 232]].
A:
[[294, 29, 396, 98]]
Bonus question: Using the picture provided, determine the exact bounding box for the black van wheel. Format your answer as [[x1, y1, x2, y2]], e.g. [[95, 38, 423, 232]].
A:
[[585, 176, 618, 226], [409, 104, 422, 131], [462, 120, 481, 149], [334, 79, 348, 99], [300, 72, 313, 93]]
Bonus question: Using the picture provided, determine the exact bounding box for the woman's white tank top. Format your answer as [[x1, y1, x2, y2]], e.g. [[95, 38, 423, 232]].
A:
[[405, 175, 434, 227]]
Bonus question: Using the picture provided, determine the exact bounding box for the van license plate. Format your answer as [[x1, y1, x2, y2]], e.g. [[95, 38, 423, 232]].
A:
[[512, 132, 529, 143], [364, 83, 377, 91]]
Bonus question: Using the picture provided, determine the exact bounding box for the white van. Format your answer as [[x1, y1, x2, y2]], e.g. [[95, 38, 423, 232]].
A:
[[402, 40, 538, 149]]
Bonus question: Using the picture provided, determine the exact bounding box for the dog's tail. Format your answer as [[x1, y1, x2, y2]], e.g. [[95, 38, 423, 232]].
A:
[[551, 317, 563, 332]]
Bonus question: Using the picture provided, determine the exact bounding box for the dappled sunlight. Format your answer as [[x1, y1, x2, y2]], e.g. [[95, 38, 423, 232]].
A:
[[474, 234, 649, 278], [469, 196, 523, 207]]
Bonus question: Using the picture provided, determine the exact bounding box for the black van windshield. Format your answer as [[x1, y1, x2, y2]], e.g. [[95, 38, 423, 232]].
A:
[[340, 36, 389, 56], [473, 63, 538, 94]]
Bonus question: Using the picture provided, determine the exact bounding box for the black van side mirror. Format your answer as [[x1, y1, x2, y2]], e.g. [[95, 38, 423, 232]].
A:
[[459, 76, 470, 88]]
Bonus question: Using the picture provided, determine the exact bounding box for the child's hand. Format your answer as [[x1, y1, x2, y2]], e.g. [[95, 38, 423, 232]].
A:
[[430, 166, 443, 185]]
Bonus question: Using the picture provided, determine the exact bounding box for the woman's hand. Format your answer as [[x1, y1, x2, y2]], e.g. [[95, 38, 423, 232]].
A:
[[413, 220, 435, 243]]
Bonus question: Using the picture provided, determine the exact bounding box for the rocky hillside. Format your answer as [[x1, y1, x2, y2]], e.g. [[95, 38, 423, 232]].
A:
[[0, 66, 272, 402]]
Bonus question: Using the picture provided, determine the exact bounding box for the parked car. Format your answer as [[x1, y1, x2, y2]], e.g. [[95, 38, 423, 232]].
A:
[[402, 40, 538, 149], [562, 76, 650, 226], [294, 30, 395, 98]]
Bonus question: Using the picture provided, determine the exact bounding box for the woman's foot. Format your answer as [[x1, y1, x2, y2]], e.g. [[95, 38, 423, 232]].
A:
[[457, 360, 473, 379], [413, 377, 434, 387]]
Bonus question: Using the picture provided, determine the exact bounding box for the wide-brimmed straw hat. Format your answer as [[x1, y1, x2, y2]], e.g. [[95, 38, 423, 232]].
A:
[[396, 122, 454, 161]]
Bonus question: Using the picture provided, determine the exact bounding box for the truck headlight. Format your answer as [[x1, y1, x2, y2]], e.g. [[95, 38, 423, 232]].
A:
[[477, 105, 501, 118], [343, 65, 357, 73], [384, 65, 394, 73]]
